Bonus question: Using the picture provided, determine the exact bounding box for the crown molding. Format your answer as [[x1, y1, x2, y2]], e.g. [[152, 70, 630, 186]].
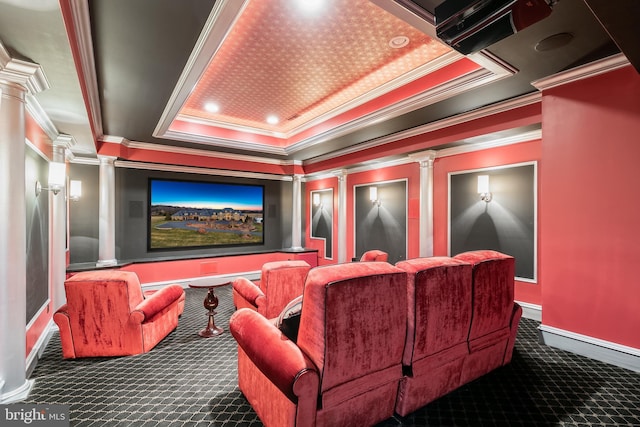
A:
[[436, 128, 542, 158], [153, 0, 250, 139], [305, 91, 541, 166], [66, 0, 103, 136], [25, 97, 59, 141], [0, 42, 50, 95], [100, 135, 295, 166], [114, 160, 293, 182], [532, 53, 630, 91]]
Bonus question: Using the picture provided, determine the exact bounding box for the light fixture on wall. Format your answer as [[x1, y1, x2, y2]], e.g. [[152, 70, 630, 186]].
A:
[[477, 175, 492, 203], [35, 162, 66, 197], [370, 186, 381, 206], [69, 180, 82, 201], [313, 193, 322, 208]]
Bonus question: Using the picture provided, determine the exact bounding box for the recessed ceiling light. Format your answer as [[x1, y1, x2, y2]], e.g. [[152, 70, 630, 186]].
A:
[[296, 0, 324, 14], [266, 115, 279, 125], [389, 36, 409, 49], [204, 102, 219, 113]]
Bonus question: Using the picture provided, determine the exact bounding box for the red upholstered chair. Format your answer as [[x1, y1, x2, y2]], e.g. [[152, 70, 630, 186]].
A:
[[232, 260, 311, 319], [394, 256, 473, 416], [229, 262, 408, 427], [359, 249, 388, 262], [453, 250, 522, 384], [54, 270, 185, 359]]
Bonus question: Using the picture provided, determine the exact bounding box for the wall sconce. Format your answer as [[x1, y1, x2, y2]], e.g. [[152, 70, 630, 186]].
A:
[[313, 193, 321, 206], [370, 186, 381, 206], [35, 162, 66, 197], [477, 175, 492, 203], [69, 180, 82, 201]]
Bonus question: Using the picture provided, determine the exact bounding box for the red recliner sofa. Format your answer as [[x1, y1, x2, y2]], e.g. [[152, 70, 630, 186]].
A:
[[232, 260, 311, 319], [360, 249, 388, 262], [394, 256, 473, 416], [394, 250, 521, 415], [54, 270, 185, 358], [453, 250, 522, 384], [229, 261, 408, 427]]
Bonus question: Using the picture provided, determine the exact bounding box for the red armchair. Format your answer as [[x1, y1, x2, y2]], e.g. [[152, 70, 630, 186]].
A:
[[232, 260, 311, 319], [453, 250, 522, 384], [230, 262, 408, 427], [394, 256, 473, 416], [54, 270, 185, 359], [359, 250, 388, 262]]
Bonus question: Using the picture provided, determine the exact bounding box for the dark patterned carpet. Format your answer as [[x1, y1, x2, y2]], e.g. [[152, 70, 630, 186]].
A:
[[24, 286, 640, 426]]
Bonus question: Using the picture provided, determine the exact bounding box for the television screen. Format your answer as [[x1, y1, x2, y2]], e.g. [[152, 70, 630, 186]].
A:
[[148, 178, 264, 250]]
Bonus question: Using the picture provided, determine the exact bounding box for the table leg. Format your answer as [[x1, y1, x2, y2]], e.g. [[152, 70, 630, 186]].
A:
[[198, 286, 224, 337]]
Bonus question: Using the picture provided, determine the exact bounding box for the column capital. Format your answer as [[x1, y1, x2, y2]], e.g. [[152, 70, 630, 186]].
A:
[[53, 134, 77, 150], [408, 150, 437, 166], [332, 169, 348, 180], [97, 154, 117, 165], [0, 42, 49, 95]]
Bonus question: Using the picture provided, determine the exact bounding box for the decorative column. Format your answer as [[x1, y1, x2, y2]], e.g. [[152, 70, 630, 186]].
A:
[[0, 42, 49, 403], [334, 170, 348, 263], [96, 155, 117, 267], [291, 174, 303, 250], [51, 135, 74, 310], [409, 151, 437, 257]]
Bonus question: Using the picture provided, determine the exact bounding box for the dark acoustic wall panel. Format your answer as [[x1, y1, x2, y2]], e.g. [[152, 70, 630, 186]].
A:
[[354, 180, 407, 264], [25, 146, 49, 323], [449, 162, 536, 281]]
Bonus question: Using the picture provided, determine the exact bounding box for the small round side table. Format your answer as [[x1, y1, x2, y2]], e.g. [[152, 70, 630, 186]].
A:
[[189, 278, 231, 338]]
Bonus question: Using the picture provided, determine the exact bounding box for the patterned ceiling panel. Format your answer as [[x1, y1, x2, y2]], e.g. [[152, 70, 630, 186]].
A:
[[178, 0, 451, 136]]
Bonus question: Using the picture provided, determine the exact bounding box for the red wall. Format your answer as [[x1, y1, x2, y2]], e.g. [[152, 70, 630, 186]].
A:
[[540, 65, 640, 348], [433, 140, 543, 305]]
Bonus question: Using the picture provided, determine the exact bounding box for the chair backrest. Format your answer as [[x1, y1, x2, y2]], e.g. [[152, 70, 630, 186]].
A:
[[360, 249, 388, 262], [260, 260, 311, 318], [453, 250, 514, 341], [395, 257, 472, 366], [296, 262, 407, 401], [64, 270, 145, 347]]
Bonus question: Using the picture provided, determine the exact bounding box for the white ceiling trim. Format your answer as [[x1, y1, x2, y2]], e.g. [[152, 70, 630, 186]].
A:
[[285, 63, 513, 156], [173, 51, 462, 141], [532, 53, 629, 91], [68, 0, 103, 137], [304, 91, 541, 165], [100, 134, 296, 166], [435, 128, 542, 158], [155, 129, 290, 156], [114, 160, 293, 182], [153, 0, 250, 140], [304, 126, 541, 181]]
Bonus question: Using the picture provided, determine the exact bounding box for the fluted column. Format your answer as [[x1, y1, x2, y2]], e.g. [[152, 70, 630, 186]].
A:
[[97, 155, 117, 267], [334, 170, 348, 263], [409, 151, 436, 257], [0, 41, 49, 403], [291, 174, 303, 249]]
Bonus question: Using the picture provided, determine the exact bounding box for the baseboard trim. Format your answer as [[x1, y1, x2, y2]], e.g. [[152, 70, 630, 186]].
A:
[[0, 379, 34, 404], [539, 324, 640, 373], [140, 271, 261, 291], [516, 301, 541, 322]]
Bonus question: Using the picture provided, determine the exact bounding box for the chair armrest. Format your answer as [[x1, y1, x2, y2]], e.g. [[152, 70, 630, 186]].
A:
[[230, 308, 319, 402], [131, 284, 184, 322], [232, 277, 265, 308], [53, 304, 76, 359]]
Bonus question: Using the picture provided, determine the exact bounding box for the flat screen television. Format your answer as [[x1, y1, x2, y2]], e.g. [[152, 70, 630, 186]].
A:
[[148, 178, 264, 250]]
